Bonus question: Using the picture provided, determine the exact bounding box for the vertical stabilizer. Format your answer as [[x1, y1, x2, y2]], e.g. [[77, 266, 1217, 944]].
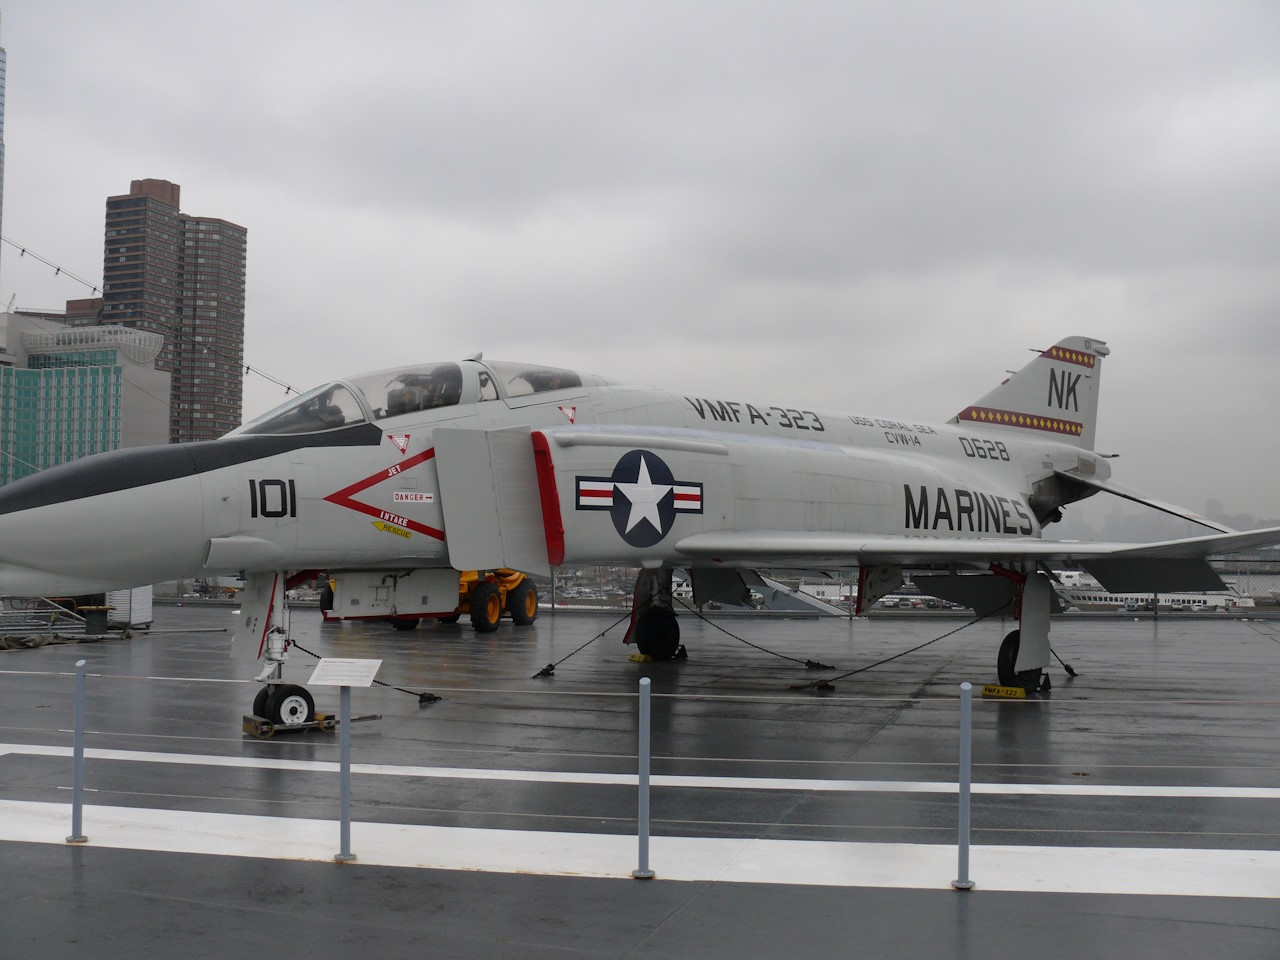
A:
[[951, 336, 1108, 449]]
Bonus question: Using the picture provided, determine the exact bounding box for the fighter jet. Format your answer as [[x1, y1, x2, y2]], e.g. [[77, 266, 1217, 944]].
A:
[[1, 337, 1275, 723]]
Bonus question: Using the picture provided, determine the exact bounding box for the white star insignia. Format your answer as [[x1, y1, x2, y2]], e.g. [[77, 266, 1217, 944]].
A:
[[613, 455, 671, 534]]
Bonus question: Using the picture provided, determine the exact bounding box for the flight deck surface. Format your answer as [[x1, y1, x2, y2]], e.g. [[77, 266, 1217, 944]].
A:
[[2, 605, 1279, 958]]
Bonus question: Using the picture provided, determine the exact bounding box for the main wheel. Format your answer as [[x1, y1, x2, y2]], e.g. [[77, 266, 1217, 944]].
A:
[[470, 582, 501, 633], [634, 607, 680, 660], [508, 581, 538, 626], [268, 684, 315, 725], [438, 612, 461, 624], [390, 616, 420, 631], [997, 630, 1019, 686], [997, 629, 1042, 690], [319, 583, 334, 613]]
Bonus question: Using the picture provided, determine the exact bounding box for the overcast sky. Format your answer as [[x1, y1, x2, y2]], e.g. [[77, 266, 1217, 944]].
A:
[[2, 1, 1278, 525]]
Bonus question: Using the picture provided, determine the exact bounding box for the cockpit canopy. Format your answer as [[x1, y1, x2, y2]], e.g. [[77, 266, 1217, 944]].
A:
[[237, 381, 368, 436], [234, 360, 590, 436], [237, 363, 463, 436], [348, 363, 464, 419], [485, 360, 582, 397]]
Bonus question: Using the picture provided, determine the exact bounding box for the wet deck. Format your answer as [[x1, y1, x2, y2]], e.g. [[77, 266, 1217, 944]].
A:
[[3, 605, 1279, 958]]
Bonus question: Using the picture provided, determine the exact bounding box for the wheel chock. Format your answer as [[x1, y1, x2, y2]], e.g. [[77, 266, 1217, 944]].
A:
[[981, 684, 1026, 700], [629, 652, 653, 663], [241, 712, 382, 739]]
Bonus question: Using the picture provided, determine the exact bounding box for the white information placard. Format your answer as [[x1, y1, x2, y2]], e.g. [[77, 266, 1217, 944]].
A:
[[308, 658, 383, 688]]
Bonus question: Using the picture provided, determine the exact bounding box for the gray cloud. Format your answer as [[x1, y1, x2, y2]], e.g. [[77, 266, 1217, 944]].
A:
[[3, 0, 1278, 520]]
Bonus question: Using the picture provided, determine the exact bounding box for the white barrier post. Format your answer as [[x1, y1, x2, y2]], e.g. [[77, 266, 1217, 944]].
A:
[[952, 681, 975, 890], [67, 659, 88, 844], [632, 677, 655, 879], [335, 684, 356, 862]]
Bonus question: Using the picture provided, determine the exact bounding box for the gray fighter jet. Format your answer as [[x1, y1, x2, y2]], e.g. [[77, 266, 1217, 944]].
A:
[[1, 337, 1274, 723]]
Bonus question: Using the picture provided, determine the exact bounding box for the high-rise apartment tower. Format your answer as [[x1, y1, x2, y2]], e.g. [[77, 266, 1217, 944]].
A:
[[98, 179, 247, 443]]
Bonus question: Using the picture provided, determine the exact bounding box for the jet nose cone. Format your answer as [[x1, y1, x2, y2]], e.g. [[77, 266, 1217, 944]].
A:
[[0, 445, 195, 521], [0, 445, 204, 595]]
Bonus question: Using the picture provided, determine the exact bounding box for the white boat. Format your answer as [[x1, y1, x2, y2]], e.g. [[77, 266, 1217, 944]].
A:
[[1054, 570, 1254, 611]]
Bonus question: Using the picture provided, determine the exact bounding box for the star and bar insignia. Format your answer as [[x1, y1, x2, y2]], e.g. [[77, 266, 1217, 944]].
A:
[[575, 450, 703, 547]]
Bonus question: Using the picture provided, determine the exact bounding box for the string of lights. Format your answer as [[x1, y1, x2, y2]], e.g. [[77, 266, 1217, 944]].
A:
[[1, 236, 101, 295], [1, 234, 297, 396]]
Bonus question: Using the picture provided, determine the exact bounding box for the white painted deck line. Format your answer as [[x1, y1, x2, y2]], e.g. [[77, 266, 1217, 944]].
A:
[[3, 742, 1279, 799], [2, 799, 1278, 898]]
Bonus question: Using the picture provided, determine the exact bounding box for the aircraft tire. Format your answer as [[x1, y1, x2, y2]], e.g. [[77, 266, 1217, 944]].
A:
[[319, 583, 334, 613], [508, 581, 538, 625], [997, 629, 1043, 690], [390, 616, 420, 631], [268, 684, 315, 726], [439, 613, 461, 624], [997, 630, 1020, 686], [252, 685, 271, 719], [635, 607, 680, 660], [471, 582, 501, 633]]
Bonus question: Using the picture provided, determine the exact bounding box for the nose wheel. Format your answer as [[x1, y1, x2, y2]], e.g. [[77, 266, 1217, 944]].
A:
[[269, 684, 316, 725], [251, 683, 316, 725]]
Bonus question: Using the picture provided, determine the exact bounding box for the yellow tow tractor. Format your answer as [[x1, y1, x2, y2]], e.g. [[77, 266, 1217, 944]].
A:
[[322, 570, 537, 632], [438, 569, 538, 633]]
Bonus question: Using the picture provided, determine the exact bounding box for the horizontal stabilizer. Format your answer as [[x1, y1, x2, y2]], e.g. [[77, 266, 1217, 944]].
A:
[[1056, 471, 1233, 533]]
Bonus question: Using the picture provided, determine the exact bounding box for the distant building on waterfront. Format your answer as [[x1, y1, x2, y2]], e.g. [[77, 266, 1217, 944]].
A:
[[76, 179, 247, 444], [0, 311, 169, 485]]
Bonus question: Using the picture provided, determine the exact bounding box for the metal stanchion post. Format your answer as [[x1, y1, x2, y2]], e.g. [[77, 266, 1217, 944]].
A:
[[632, 677, 655, 879], [67, 659, 88, 844], [952, 681, 975, 890], [335, 685, 356, 862]]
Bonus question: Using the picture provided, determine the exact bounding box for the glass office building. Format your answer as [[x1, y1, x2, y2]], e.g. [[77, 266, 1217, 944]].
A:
[[0, 321, 168, 486]]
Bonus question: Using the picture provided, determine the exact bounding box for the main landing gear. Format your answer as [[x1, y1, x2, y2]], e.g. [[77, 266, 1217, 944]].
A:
[[993, 569, 1053, 692], [997, 630, 1048, 691], [627, 566, 684, 661]]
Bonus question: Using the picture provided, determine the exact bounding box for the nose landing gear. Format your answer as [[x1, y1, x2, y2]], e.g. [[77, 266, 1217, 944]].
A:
[[236, 571, 319, 727]]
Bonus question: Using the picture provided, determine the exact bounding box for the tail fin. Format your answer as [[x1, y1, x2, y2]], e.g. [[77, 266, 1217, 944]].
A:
[[951, 336, 1109, 449]]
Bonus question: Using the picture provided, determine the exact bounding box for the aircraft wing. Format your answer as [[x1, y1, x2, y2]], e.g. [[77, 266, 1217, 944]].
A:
[[674, 527, 1280, 592]]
